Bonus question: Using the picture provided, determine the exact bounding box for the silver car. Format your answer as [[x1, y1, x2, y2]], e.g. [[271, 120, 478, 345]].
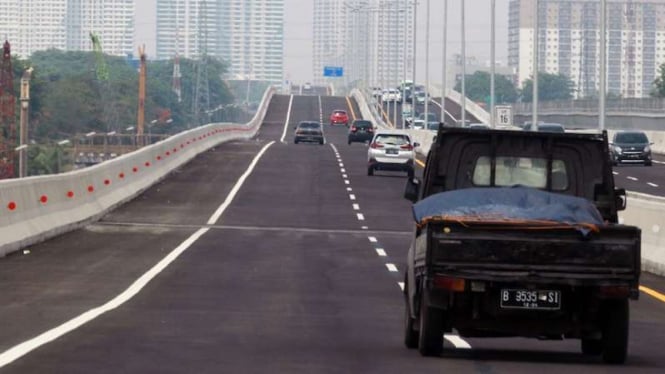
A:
[[367, 130, 418, 177]]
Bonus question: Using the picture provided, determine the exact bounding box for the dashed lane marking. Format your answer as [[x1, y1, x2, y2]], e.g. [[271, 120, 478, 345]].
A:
[[398, 282, 405, 291], [627, 176, 638, 181], [349, 194, 356, 200], [344, 180, 350, 185], [341, 168, 346, 173], [376, 248, 387, 257], [648, 182, 659, 188], [613, 171, 619, 175], [386, 263, 398, 272], [445, 335, 472, 349], [368, 236, 378, 243], [346, 187, 353, 192], [342, 174, 348, 179], [357, 213, 365, 220], [352, 204, 360, 210]]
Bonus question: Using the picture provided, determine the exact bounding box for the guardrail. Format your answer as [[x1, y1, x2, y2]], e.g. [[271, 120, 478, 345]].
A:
[[513, 98, 665, 115], [0, 86, 277, 257], [426, 84, 491, 124]]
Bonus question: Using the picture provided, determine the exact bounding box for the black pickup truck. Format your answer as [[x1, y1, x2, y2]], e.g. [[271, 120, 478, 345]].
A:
[[403, 128, 641, 364]]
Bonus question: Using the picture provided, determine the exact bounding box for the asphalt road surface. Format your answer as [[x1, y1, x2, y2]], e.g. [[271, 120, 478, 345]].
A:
[[1, 94, 665, 373]]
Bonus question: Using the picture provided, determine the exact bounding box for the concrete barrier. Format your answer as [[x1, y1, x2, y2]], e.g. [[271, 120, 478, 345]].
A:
[[620, 192, 665, 276], [0, 86, 277, 257]]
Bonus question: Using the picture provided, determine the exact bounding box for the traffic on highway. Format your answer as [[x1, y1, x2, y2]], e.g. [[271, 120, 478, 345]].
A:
[[1, 90, 665, 373]]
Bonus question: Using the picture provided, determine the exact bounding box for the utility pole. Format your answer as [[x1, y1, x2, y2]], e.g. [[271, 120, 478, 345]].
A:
[[0, 40, 16, 179], [424, 0, 430, 125], [532, 0, 539, 130], [441, 0, 447, 125], [19, 67, 33, 178], [461, 0, 466, 127], [599, 0, 606, 130], [490, 0, 496, 127]]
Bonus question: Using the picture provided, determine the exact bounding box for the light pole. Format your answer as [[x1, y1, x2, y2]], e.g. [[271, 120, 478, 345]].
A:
[[490, 0, 496, 127], [441, 0, 447, 125], [19, 67, 33, 178], [424, 0, 430, 125], [402, 0, 409, 129], [532, 0, 539, 130], [461, 0, 466, 127], [57, 139, 70, 173], [411, 0, 417, 102], [599, 0, 606, 131]]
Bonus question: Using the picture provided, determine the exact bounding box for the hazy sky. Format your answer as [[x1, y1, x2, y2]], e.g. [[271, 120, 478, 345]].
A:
[[135, 0, 510, 84]]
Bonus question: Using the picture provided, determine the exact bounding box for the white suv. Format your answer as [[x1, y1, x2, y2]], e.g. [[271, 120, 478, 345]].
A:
[[367, 130, 418, 177]]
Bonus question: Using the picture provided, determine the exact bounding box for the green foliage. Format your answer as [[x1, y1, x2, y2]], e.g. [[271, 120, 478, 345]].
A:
[[651, 63, 665, 97], [521, 72, 574, 102], [453, 71, 519, 104]]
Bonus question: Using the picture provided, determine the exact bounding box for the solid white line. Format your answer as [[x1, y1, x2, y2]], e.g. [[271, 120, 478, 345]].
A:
[[352, 203, 360, 210], [357, 213, 365, 220], [398, 282, 405, 291], [376, 248, 387, 257], [368, 236, 377, 242], [648, 182, 659, 187], [0, 227, 210, 367], [627, 176, 638, 181], [208, 142, 275, 224], [349, 194, 356, 200], [386, 263, 398, 272], [444, 335, 472, 349], [279, 95, 294, 143]]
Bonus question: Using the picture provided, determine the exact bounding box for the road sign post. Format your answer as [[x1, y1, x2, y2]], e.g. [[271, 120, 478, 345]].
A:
[[495, 105, 513, 127]]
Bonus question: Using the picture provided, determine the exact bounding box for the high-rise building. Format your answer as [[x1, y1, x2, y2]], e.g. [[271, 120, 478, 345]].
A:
[[509, 0, 665, 98], [67, 0, 135, 56], [0, 0, 134, 58], [219, 0, 285, 83], [0, 0, 68, 58], [313, 0, 414, 88], [156, 0, 220, 60]]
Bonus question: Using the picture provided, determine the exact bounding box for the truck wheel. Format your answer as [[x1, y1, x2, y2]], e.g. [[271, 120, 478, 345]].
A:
[[367, 166, 374, 176], [404, 278, 419, 349], [418, 292, 443, 356], [602, 299, 629, 364], [581, 338, 602, 355]]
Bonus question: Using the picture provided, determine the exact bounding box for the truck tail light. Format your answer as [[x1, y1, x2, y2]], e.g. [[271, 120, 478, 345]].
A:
[[370, 142, 383, 149], [599, 285, 630, 298], [433, 275, 465, 292]]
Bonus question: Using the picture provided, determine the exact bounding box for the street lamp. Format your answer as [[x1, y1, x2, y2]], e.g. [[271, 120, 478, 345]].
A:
[[56, 139, 70, 173], [441, 0, 448, 126], [19, 67, 33, 178]]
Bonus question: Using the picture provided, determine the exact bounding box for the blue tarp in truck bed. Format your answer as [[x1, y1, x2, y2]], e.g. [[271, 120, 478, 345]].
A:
[[413, 187, 604, 232]]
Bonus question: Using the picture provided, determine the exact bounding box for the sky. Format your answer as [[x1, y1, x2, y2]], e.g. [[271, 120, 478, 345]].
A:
[[135, 0, 510, 85]]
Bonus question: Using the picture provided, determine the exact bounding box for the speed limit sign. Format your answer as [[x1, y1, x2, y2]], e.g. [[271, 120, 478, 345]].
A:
[[495, 106, 513, 126]]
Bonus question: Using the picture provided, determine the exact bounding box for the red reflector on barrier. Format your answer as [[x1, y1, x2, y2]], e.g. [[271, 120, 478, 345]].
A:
[[433, 275, 465, 292], [88, 186, 95, 193], [133, 167, 138, 173], [166, 151, 171, 156], [157, 156, 162, 161], [104, 179, 111, 185], [67, 191, 74, 198], [119, 173, 125, 179], [145, 162, 151, 167], [7, 202, 16, 210], [40, 195, 48, 204]]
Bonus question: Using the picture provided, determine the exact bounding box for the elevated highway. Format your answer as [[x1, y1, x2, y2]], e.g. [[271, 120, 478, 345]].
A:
[[1, 92, 665, 372]]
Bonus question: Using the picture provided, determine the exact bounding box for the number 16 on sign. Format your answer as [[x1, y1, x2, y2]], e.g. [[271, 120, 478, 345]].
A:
[[495, 105, 513, 127]]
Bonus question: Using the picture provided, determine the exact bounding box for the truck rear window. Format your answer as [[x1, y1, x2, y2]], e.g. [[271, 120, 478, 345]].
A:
[[472, 156, 568, 191]]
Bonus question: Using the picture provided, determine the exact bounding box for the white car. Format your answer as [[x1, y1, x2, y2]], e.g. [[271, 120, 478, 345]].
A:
[[381, 88, 402, 102], [303, 82, 312, 90], [367, 130, 418, 177]]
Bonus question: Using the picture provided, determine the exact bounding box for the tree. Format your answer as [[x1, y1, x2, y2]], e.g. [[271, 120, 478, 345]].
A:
[[520, 72, 574, 102], [651, 63, 665, 97], [454, 71, 519, 104]]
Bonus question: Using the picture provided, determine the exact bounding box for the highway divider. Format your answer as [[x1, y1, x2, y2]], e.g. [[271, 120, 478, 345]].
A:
[[0, 86, 277, 257]]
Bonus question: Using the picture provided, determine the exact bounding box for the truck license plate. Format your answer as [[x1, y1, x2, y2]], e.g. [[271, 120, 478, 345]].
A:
[[500, 289, 561, 310]]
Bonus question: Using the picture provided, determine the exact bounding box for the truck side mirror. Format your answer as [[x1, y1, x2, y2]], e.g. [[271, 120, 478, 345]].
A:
[[404, 177, 421, 203], [615, 188, 627, 211]]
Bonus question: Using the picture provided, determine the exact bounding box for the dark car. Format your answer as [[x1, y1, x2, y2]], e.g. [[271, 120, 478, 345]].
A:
[[348, 120, 375, 144], [294, 121, 325, 145], [611, 131, 652, 166]]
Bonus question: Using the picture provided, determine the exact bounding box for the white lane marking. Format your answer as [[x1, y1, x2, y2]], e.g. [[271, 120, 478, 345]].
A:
[[612, 171, 619, 175], [361, 226, 369, 230], [318, 95, 323, 124], [386, 263, 398, 272], [341, 168, 346, 173], [398, 282, 405, 291], [444, 335, 472, 349], [352, 204, 360, 210], [0, 228, 211, 368], [349, 194, 356, 200], [208, 142, 276, 224], [357, 213, 365, 220], [346, 187, 353, 192], [344, 180, 350, 185], [368, 236, 378, 243], [627, 176, 638, 181], [339, 163, 344, 167], [279, 95, 295, 143], [376, 248, 387, 257], [648, 182, 659, 188], [342, 174, 348, 179], [654, 160, 665, 165]]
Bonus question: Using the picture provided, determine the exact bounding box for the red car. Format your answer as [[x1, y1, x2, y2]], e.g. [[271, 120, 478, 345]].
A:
[[329, 110, 349, 126]]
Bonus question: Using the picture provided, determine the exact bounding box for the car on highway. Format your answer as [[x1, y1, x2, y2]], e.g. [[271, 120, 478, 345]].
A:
[[347, 120, 375, 144], [294, 121, 325, 145], [367, 130, 418, 177], [303, 82, 312, 90], [414, 91, 428, 105], [329, 110, 349, 126], [372, 87, 383, 98], [610, 130, 653, 166], [381, 88, 402, 102], [537, 123, 566, 133], [412, 112, 438, 130]]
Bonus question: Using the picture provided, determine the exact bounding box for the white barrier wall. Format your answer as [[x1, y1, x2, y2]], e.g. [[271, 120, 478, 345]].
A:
[[0, 86, 277, 257]]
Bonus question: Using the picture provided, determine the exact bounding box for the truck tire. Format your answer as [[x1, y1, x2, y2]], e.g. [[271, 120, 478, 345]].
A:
[[367, 166, 374, 176], [404, 278, 419, 349], [418, 292, 443, 356], [601, 299, 629, 364], [581, 338, 602, 355]]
